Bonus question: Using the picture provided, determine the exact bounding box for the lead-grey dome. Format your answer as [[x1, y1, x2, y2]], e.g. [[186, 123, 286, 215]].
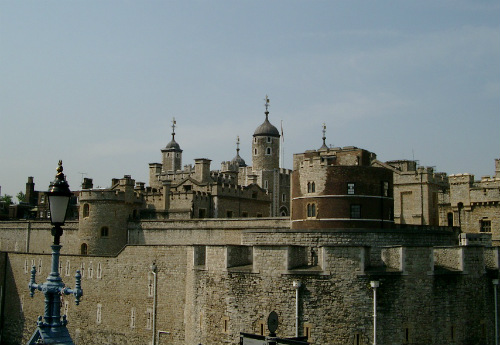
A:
[[164, 138, 182, 152], [253, 113, 280, 137], [231, 153, 247, 167]]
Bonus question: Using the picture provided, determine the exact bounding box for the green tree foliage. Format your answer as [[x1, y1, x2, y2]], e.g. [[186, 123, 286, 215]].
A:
[[17, 191, 26, 203], [1, 194, 13, 205]]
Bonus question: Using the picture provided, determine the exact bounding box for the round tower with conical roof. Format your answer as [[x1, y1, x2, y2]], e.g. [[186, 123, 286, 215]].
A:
[[252, 96, 280, 171], [161, 118, 183, 173]]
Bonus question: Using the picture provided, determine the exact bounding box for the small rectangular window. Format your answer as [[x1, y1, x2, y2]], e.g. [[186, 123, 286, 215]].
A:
[[304, 323, 312, 341], [148, 274, 154, 297], [146, 308, 152, 330], [96, 304, 102, 324], [404, 327, 410, 344], [282, 193, 286, 202], [350, 205, 361, 219], [264, 180, 268, 189], [347, 183, 355, 195], [97, 262, 102, 279], [242, 212, 248, 217], [383, 181, 389, 197], [259, 321, 265, 335], [100, 226, 109, 238], [480, 220, 491, 232], [226, 210, 233, 218], [222, 316, 230, 334], [130, 307, 136, 328]]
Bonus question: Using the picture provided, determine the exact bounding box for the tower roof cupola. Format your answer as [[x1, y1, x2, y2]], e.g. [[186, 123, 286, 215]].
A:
[[231, 136, 247, 167], [163, 117, 182, 152], [253, 95, 280, 137]]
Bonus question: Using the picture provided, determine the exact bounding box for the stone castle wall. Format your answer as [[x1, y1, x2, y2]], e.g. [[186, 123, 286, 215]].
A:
[[2, 245, 189, 345], [1, 240, 498, 345], [0, 218, 290, 255], [0, 221, 79, 254]]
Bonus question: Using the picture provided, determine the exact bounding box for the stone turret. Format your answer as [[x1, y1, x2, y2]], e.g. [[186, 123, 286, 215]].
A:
[[161, 118, 183, 173], [252, 96, 280, 171], [78, 175, 143, 256], [194, 159, 211, 184]]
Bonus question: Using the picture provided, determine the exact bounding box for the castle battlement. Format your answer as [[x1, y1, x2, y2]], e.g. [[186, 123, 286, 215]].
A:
[[79, 189, 143, 204], [193, 244, 496, 278], [449, 173, 475, 185]]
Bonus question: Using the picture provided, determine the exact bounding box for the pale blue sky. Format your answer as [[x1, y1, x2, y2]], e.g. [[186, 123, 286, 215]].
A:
[[1, 1, 499, 199]]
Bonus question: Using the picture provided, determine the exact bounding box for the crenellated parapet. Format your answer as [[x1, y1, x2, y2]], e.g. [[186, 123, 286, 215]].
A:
[[79, 189, 143, 204], [449, 173, 475, 185], [193, 244, 498, 279]]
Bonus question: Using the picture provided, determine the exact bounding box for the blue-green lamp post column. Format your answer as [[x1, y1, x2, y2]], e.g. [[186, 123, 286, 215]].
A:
[[27, 161, 83, 345]]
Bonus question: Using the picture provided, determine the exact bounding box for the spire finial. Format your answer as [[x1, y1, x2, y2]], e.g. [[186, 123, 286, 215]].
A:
[[236, 136, 240, 154], [171, 117, 176, 140], [322, 123, 326, 145], [264, 95, 270, 116]]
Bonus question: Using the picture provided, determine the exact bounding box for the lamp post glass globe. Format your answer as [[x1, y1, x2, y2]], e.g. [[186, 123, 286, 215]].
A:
[[48, 194, 70, 225], [47, 160, 71, 226]]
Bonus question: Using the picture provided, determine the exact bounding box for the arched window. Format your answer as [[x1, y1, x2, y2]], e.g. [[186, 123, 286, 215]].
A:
[[81, 243, 88, 255], [307, 204, 316, 218], [266, 147, 272, 155], [83, 204, 90, 218], [279, 206, 288, 216], [311, 182, 315, 193], [254, 148, 258, 155], [100, 226, 109, 237]]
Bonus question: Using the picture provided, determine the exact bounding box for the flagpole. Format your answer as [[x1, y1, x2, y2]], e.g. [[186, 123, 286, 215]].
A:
[[280, 120, 284, 169]]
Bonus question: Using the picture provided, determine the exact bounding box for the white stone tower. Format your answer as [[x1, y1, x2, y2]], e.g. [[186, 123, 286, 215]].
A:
[[252, 96, 282, 215], [252, 96, 280, 172]]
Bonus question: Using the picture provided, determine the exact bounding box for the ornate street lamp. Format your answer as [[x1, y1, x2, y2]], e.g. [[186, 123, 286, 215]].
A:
[[47, 160, 72, 245], [27, 161, 83, 345]]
